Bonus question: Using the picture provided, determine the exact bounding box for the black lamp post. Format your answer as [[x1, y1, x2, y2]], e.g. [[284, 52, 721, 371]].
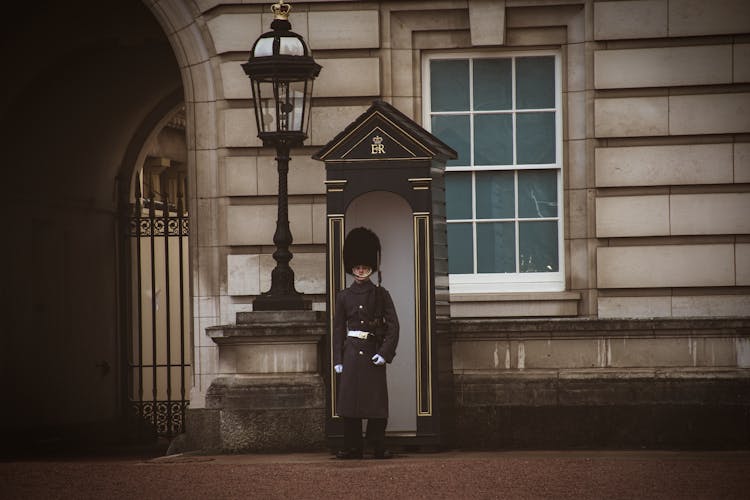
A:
[[242, 0, 321, 311]]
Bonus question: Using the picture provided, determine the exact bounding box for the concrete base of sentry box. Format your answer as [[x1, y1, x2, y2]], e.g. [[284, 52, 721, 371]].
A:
[[171, 311, 327, 454]]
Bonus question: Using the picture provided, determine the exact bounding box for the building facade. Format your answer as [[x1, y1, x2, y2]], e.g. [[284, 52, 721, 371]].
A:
[[2, 0, 749, 450]]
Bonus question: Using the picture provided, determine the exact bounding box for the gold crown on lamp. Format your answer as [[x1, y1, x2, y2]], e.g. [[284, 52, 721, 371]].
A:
[[272, 0, 291, 20], [372, 135, 383, 144]]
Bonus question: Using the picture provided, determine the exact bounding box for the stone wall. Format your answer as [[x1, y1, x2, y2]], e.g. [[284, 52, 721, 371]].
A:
[[446, 317, 750, 448]]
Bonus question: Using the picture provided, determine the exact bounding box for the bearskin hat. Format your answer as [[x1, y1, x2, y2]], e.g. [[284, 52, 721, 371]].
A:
[[343, 227, 381, 274]]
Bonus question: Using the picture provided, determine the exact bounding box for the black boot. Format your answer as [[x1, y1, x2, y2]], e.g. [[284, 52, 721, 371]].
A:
[[336, 448, 363, 459], [366, 418, 392, 459], [337, 418, 363, 459]]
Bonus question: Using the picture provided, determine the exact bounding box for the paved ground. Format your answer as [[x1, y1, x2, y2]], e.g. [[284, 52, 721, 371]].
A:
[[2, 449, 750, 499]]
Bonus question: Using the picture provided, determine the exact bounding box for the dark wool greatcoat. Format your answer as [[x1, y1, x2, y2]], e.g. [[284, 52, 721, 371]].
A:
[[333, 279, 399, 418]]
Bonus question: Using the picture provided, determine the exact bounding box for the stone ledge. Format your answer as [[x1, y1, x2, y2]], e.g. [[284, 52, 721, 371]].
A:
[[450, 292, 581, 318], [454, 369, 750, 407], [207, 311, 326, 343], [448, 317, 750, 339]]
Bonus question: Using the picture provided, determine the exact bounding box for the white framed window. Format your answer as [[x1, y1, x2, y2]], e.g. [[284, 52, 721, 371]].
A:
[[423, 51, 564, 293]]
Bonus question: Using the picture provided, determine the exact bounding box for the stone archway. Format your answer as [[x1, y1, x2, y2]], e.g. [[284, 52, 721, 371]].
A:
[[0, 0, 193, 448]]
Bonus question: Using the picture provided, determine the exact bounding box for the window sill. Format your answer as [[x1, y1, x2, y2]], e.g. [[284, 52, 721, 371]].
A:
[[449, 291, 581, 318]]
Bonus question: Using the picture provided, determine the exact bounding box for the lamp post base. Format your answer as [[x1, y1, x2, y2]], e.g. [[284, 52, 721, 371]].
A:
[[252, 293, 311, 311]]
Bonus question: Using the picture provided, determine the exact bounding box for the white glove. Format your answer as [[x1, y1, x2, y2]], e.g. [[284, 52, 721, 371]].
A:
[[334, 364, 343, 374], [372, 354, 385, 366]]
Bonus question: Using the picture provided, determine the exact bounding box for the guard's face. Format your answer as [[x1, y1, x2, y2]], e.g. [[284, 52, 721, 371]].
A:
[[352, 265, 373, 282]]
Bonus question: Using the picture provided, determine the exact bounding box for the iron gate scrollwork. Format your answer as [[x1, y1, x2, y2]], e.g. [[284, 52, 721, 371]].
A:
[[126, 173, 191, 437]]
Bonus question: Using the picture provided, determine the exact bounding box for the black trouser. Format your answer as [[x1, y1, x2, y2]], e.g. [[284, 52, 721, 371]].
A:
[[343, 417, 387, 453]]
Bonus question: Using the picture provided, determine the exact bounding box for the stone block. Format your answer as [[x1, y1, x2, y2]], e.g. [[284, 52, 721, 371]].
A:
[[221, 108, 261, 148], [220, 61, 250, 100], [567, 43, 586, 93], [195, 149, 218, 199], [204, 375, 326, 452], [670, 193, 750, 235], [738, 244, 750, 286], [206, 13, 262, 54], [390, 49, 415, 98], [194, 102, 217, 150], [452, 340, 511, 371], [595, 144, 734, 187], [313, 58, 380, 98], [669, 93, 750, 136], [226, 204, 313, 246], [735, 44, 750, 83], [469, 0, 506, 46], [309, 105, 369, 146], [190, 60, 216, 102], [596, 195, 669, 238], [672, 295, 750, 318], [736, 143, 750, 183], [257, 155, 325, 195], [311, 203, 326, 245], [449, 298, 578, 318], [594, 45, 732, 89], [308, 10, 379, 50], [598, 296, 672, 319], [668, 0, 750, 37], [568, 189, 588, 239], [597, 244, 735, 288], [521, 339, 601, 369], [223, 156, 258, 197], [227, 254, 260, 296], [594, 0, 667, 40], [595, 97, 668, 138], [608, 337, 695, 367], [567, 91, 587, 141], [175, 22, 209, 67], [259, 252, 326, 295], [154, 0, 196, 34], [567, 139, 588, 189]]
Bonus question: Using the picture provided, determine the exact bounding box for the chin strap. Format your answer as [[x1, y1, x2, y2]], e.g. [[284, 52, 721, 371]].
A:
[[377, 249, 382, 286]]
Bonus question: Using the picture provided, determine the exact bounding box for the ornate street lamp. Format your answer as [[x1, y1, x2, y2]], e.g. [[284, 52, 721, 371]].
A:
[[242, 0, 321, 311]]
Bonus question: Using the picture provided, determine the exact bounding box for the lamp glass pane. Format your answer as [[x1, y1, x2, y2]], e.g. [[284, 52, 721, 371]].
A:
[[253, 38, 273, 57], [258, 81, 275, 133], [279, 36, 304, 56]]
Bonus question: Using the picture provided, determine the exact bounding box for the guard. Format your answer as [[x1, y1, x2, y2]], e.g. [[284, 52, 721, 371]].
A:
[[333, 227, 399, 459]]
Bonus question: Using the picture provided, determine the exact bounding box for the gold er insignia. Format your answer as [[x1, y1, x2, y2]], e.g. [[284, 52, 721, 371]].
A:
[[371, 135, 385, 155]]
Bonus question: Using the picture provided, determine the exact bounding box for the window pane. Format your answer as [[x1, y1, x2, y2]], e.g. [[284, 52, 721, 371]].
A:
[[516, 56, 555, 109], [517, 112, 555, 164], [447, 223, 474, 274], [446, 172, 472, 220], [476, 171, 514, 219], [473, 58, 512, 111], [518, 170, 558, 218], [477, 222, 515, 273], [474, 114, 512, 166], [519, 221, 558, 272], [432, 115, 470, 166], [430, 59, 469, 111]]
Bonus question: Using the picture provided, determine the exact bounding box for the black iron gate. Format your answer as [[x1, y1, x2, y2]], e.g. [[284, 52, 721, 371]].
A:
[[125, 173, 191, 437]]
